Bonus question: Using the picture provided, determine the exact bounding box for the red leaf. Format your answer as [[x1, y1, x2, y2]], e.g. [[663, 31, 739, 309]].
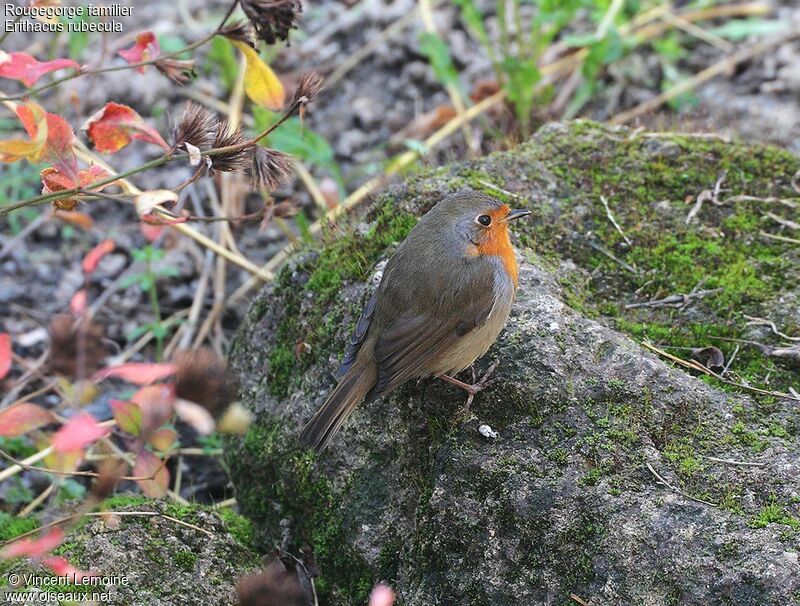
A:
[[110, 399, 143, 436], [82, 239, 115, 274], [133, 449, 169, 498], [52, 412, 110, 453], [118, 32, 161, 74], [140, 223, 165, 242], [140, 213, 188, 226], [0, 333, 11, 380], [41, 164, 114, 210], [0, 102, 77, 178], [0, 51, 79, 87], [94, 363, 176, 385], [69, 289, 88, 315], [0, 402, 55, 436], [41, 556, 94, 581], [1, 528, 64, 559], [83, 102, 169, 154]]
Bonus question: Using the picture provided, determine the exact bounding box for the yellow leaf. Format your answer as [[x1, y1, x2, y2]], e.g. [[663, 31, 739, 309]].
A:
[[231, 40, 285, 110], [0, 102, 48, 163]]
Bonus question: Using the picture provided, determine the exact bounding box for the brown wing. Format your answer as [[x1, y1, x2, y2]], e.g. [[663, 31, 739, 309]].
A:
[[370, 287, 497, 397], [336, 289, 378, 379]]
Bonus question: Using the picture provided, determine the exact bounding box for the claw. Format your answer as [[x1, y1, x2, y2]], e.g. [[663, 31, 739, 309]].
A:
[[438, 362, 499, 413]]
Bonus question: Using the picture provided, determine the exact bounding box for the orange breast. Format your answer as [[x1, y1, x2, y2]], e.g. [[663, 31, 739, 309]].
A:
[[475, 207, 519, 286]]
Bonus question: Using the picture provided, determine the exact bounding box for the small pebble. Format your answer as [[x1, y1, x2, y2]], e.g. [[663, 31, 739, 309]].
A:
[[479, 424, 498, 439]]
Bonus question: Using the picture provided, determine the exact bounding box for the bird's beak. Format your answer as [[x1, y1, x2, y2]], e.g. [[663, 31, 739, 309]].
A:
[[502, 208, 531, 222]]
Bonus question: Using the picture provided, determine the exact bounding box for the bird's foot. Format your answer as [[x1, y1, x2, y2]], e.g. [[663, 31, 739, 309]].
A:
[[438, 362, 499, 414]]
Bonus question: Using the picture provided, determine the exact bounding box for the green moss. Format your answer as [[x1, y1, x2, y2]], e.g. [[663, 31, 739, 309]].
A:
[[0, 512, 39, 542], [98, 494, 151, 510], [749, 498, 800, 531], [226, 418, 374, 604], [664, 439, 703, 478], [173, 549, 198, 571], [217, 508, 253, 548], [522, 121, 799, 399]]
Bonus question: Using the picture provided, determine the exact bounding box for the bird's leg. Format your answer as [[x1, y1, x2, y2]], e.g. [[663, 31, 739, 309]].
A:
[[438, 362, 499, 412]]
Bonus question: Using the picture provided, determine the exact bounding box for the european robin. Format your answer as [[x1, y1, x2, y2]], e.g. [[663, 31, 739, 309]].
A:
[[300, 192, 530, 451]]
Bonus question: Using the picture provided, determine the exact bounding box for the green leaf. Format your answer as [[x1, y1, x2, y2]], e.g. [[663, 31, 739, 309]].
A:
[[418, 32, 461, 90], [111, 400, 143, 436], [709, 19, 788, 41], [453, 0, 490, 48], [500, 57, 541, 126], [207, 36, 240, 92], [295, 212, 313, 244], [56, 478, 87, 503], [402, 139, 430, 155]]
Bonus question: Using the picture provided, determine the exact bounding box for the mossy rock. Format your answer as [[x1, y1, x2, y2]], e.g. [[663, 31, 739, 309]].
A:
[[1, 497, 260, 606], [226, 121, 800, 606]]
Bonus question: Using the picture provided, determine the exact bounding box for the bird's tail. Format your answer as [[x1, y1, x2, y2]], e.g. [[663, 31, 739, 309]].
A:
[[299, 359, 377, 452]]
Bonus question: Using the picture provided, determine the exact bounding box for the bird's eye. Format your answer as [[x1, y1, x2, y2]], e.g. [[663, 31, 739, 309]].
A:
[[477, 214, 492, 227]]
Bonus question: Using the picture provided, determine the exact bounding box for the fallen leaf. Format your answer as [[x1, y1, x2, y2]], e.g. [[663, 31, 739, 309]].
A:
[[174, 398, 215, 435], [1, 528, 64, 559], [94, 362, 176, 385], [133, 449, 169, 497], [0, 402, 55, 436], [53, 210, 94, 230], [83, 102, 169, 154], [110, 399, 143, 436], [82, 239, 115, 274], [52, 412, 110, 453], [0, 333, 10, 380], [0, 51, 79, 87], [117, 32, 160, 74], [231, 40, 285, 110]]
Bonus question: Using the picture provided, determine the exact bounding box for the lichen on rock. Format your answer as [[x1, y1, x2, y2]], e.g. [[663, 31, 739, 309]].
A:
[[226, 120, 800, 605]]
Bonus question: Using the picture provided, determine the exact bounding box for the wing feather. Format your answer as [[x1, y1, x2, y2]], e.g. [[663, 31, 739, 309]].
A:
[[371, 288, 497, 396]]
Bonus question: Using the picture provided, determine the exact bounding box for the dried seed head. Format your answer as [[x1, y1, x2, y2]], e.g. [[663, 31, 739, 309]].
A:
[[210, 119, 252, 172], [251, 146, 293, 191], [289, 71, 323, 108], [218, 20, 257, 48], [173, 348, 236, 418], [173, 103, 217, 150], [155, 58, 196, 86], [48, 314, 107, 378], [241, 0, 302, 45]]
